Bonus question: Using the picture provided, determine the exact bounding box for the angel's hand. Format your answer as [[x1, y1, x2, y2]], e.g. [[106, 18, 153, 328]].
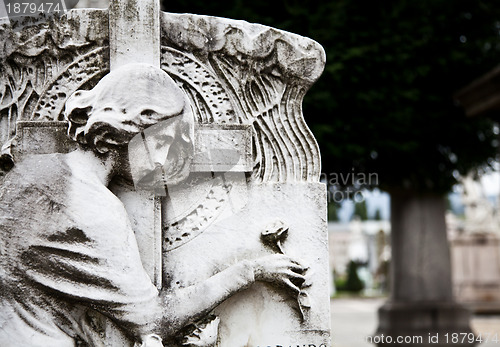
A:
[[252, 254, 308, 294]]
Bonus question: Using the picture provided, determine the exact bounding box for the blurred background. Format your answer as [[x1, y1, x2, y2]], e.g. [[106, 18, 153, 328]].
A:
[[78, 0, 500, 345]]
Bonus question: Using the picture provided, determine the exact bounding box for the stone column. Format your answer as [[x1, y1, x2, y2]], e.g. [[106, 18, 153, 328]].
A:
[[376, 192, 474, 347]]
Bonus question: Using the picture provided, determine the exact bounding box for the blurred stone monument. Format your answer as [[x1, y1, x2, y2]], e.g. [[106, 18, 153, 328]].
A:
[[0, 0, 329, 346], [461, 174, 500, 234], [450, 174, 500, 312]]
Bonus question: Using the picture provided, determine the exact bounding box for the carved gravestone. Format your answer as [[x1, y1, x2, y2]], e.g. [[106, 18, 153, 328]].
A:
[[0, 1, 328, 346]]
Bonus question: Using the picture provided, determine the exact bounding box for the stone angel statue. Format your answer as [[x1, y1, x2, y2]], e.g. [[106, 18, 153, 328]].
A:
[[0, 64, 308, 347]]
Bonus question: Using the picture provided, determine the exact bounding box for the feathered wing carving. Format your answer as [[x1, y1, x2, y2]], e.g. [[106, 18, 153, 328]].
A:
[[210, 54, 320, 182], [159, 14, 329, 341], [160, 46, 238, 125], [31, 48, 109, 121], [161, 12, 325, 183], [158, 21, 326, 248], [0, 10, 109, 155]]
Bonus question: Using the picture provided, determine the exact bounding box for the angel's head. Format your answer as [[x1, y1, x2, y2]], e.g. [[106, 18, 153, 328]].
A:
[[64, 63, 194, 188]]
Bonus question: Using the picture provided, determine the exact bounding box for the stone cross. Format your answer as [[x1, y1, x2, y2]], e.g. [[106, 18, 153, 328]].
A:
[[107, 0, 163, 289], [109, 0, 160, 69]]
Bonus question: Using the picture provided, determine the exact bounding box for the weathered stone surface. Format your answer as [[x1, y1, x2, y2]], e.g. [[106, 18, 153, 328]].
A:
[[191, 124, 253, 172], [390, 195, 452, 301], [11, 122, 253, 173], [160, 12, 326, 183], [0, 7, 109, 149], [109, 0, 159, 69], [163, 182, 330, 346], [0, 2, 328, 346]]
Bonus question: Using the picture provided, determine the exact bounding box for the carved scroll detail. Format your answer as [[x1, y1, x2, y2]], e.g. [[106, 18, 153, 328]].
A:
[[162, 174, 232, 252], [31, 48, 109, 121]]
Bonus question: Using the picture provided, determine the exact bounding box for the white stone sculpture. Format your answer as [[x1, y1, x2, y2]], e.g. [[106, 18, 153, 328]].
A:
[[0, 1, 329, 346], [461, 174, 500, 234], [0, 62, 311, 347]]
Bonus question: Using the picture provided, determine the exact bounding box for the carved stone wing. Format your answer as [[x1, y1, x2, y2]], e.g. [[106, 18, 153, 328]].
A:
[[160, 13, 326, 183], [0, 10, 109, 154]]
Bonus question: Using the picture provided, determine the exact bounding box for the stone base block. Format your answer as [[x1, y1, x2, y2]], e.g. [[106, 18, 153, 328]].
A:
[[375, 301, 476, 346]]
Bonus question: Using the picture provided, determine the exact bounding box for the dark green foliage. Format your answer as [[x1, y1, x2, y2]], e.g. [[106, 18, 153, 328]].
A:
[[336, 260, 365, 293], [446, 196, 453, 211], [333, 274, 346, 292], [345, 261, 365, 292], [353, 200, 368, 221], [163, 0, 500, 194], [373, 209, 382, 221], [327, 202, 340, 222]]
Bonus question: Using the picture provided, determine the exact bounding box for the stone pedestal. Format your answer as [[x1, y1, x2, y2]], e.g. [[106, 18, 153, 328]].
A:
[[376, 193, 475, 346], [377, 302, 474, 346]]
